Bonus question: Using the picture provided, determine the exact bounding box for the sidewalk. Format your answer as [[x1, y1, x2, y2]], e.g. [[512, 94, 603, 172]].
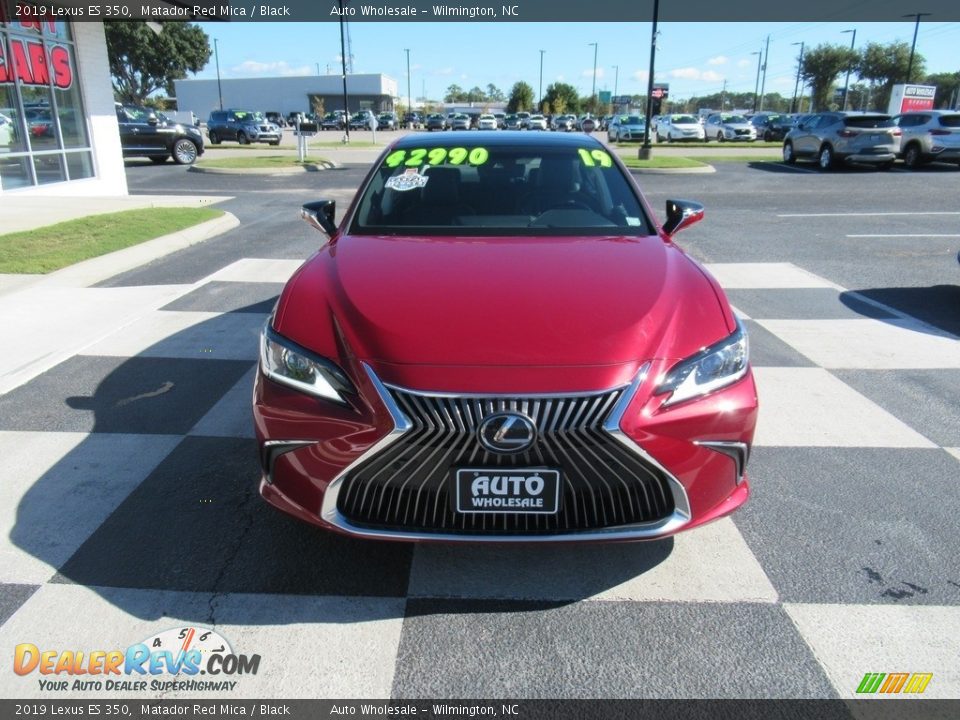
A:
[[0, 194, 237, 395]]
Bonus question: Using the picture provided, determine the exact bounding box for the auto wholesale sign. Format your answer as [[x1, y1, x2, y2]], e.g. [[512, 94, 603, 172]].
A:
[[0, 25, 74, 89], [887, 84, 936, 114]]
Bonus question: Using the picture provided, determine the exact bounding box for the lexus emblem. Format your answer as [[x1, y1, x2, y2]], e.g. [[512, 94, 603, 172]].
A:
[[478, 413, 537, 454]]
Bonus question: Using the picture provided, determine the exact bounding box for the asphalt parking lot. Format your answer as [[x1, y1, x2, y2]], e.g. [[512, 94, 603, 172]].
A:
[[1, 151, 958, 700]]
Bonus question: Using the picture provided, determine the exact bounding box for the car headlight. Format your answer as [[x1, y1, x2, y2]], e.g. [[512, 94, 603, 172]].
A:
[[656, 322, 749, 406], [260, 325, 354, 404]]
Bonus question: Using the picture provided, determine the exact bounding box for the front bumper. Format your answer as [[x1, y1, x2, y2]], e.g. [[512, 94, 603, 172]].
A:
[[254, 361, 758, 542]]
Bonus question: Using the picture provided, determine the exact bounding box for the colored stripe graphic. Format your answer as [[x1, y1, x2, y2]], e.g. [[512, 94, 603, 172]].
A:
[[857, 673, 885, 694], [880, 673, 909, 693], [903, 673, 933, 694]]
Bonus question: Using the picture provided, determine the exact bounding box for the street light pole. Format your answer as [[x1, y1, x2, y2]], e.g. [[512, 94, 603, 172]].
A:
[[338, 0, 350, 143], [903, 13, 932, 83], [791, 41, 805, 113], [539, 50, 545, 111], [641, 0, 660, 157], [758, 34, 770, 112], [589, 42, 598, 105], [751, 50, 762, 113], [612, 65, 619, 102], [405, 48, 412, 118], [840, 29, 856, 111], [213, 38, 223, 111]]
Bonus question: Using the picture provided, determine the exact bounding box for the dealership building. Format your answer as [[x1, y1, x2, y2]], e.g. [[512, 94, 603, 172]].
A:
[[1, 18, 127, 196], [174, 74, 399, 122]]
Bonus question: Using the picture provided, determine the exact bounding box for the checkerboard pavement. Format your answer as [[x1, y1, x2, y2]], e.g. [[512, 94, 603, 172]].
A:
[[1, 258, 958, 700]]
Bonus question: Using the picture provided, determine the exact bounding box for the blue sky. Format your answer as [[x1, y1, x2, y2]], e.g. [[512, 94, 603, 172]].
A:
[[192, 21, 959, 101]]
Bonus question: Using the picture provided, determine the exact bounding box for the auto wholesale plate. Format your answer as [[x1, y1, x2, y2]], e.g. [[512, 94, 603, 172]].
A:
[[454, 469, 560, 514]]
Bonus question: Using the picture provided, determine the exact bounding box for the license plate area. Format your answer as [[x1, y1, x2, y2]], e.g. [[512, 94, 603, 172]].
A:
[[454, 469, 560, 514]]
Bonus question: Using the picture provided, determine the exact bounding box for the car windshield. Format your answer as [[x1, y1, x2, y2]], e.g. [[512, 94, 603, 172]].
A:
[[672, 115, 698, 124], [843, 115, 894, 129], [233, 111, 264, 122], [625, 116, 644, 124], [351, 144, 653, 236], [722, 115, 748, 123]]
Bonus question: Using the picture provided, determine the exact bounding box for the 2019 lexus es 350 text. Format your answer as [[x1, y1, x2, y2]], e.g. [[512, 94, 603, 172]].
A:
[[254, 132, 758, 542]]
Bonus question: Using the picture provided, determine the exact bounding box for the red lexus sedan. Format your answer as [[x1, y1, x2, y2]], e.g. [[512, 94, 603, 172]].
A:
[[253, 132, 758, 542]]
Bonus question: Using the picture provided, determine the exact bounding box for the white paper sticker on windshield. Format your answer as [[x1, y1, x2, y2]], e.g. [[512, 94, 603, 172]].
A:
[[626, 217, 642, 226], [386, 168, 429, 192]]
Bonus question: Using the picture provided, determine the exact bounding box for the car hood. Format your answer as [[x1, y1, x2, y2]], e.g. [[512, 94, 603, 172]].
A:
[[275, 234, 732, 380], [723, 122, 753, 130]]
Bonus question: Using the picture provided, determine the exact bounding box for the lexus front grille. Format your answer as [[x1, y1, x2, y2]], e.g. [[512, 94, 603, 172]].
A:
[[332, 379, 681, 536]]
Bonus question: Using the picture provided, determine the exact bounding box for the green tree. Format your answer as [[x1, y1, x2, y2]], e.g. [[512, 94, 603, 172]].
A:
[[858, 41, 925, 112], [105, 22, 211, 105], [444, 84, 466, 103], [799, 43, 860, 111], [924, 71, 960, 109], [543, 82, 580, 116], [467, 86, 486, 102], [486, 83, 505, 102], [507, 81, 534, 113]]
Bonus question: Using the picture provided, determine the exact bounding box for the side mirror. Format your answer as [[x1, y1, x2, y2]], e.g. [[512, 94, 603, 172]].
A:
[[301, 200, 337, 238], [147, 113, 158, 126], [662, 199, 704, 237]]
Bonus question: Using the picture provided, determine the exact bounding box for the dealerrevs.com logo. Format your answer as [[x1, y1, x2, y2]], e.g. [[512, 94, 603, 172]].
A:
[[13, 627, 260, 693]]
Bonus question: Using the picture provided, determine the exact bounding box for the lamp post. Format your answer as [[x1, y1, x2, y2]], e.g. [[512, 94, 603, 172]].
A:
[[758, 34, 770, 112], [589, 42, 598, 106], [213, 38, 223, 111], [751, 50, 762, 113], [612, 65, 619, 103], [338, 0, 350, 143], [539, 50, 545, 111], [840, 29, 856, 110], [903, 13, 932, 83], [405, 48, 412, 119], [641, 0, 659, 156], [791, 41, 804, 113]]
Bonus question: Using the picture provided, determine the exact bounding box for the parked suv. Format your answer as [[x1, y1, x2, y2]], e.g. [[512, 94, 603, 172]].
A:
[[115, 103, 204, 164], [705, 113, 757, 142], [893, 110, 960, 168], [207, 109, 281, 145], [782, 112, 901, 170]]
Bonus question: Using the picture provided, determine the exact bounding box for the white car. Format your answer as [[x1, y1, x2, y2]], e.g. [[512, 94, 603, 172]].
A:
[[705, 113, 757, 142], [528, 114, 548, 131], [477, 114, 497, 130], [656, 114, 706, 142]]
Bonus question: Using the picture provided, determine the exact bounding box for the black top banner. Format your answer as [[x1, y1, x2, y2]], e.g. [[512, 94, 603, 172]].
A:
[[3, 0, 960, 22]]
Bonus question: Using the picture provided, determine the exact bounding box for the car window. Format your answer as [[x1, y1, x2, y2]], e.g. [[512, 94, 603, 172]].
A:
[[939, 115, 960, 128], [352, 145, 653, 236], [122, 106, 151, 122], [625, 116, 643, 124], [843, 115, 894, 129]]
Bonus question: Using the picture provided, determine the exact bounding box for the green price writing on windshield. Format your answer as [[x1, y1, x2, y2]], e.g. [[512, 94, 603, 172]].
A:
[[578, 148, 613, 168], [384, 147, 490, 168]]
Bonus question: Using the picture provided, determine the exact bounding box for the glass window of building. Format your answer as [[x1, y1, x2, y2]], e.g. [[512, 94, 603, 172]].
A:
[[1, 19, 94, 191]]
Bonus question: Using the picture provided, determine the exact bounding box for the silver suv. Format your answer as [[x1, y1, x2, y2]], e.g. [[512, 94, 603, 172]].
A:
[[892, 110, 960, 169], [782, 112, 901, 170]]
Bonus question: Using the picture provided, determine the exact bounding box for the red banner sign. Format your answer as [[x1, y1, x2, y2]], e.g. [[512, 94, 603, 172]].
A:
[[0, 36, 74, 89]]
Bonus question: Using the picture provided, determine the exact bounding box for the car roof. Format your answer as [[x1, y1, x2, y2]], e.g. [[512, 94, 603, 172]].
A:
[[390, 131, 605, 150]]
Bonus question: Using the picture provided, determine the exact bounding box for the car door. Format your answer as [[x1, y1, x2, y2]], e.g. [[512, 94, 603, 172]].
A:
[[793, 115, 821, 156]]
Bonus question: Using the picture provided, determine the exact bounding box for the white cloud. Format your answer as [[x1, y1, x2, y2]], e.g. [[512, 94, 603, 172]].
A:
[[707, 55, 728, 66], [229, 60, 313, 77], [555, 74, 565, 81], [581, 67, 605, 79], [737, 59, 752, 68], [431, 67, 454, 76], [667, 67, 725, 83]]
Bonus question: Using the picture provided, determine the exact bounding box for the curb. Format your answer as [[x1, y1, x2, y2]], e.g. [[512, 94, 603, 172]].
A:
[[190, 160, 338, 175], [629, 165, 717, 174], [21, 211, 241, 290]]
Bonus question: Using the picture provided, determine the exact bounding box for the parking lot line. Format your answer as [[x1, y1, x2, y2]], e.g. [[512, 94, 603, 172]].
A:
[[846, 234, 960, 238], [777, 211, 960, 217]]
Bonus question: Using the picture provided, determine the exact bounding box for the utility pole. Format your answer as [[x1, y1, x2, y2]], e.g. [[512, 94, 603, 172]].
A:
[[612, 65, 619, 102], [791, 41, 805, 113], [903, 13, 932, 83], [214, 38, 223, 111], [840, 29, 856, 110], [589, 42, 599, 105], [720, 79, 727, 110], [758, 34, 770, 112], [404, 48, 412, 118], [751, 50, 762, 113], [338, 0, 350, 143], [640, 0, 660, 157], [539, 50, 545, 111]]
